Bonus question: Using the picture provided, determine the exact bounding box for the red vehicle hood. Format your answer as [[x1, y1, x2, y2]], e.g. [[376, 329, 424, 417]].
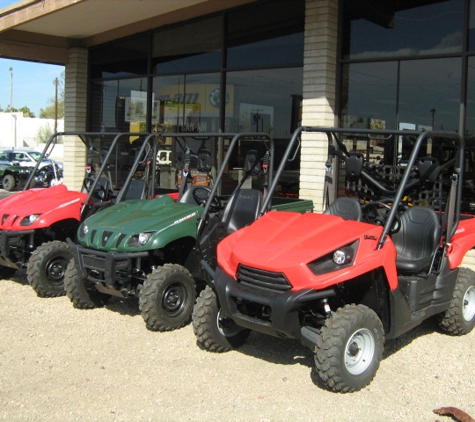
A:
[[217, 211, 397, 291], [0, 185, 86, 230]]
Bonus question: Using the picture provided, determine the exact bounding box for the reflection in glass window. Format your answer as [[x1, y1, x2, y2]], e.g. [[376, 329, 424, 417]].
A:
[[344, 0, 464, 59], [151, 74, 220, 133], [399, 58, 461, 131], [470, 0, 475, 50], [90, 78, 148, 132], [152, 17, 222, 74], [225, 68, 303, 139], [341, 58, 461, 131], [341, 62, 398, 129], [227, 32, 304, 69], [465, 56, 475, 137], [90, 35, 150, 78], [226, 0, 304, 69]]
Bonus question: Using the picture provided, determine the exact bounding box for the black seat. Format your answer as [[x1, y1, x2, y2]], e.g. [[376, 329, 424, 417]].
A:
[[179, 185, 208, 205], [222, 189, 262, 233], [123, 179, 147, 200], [324, 197, 362, 221], [391, 207, 441, 275]]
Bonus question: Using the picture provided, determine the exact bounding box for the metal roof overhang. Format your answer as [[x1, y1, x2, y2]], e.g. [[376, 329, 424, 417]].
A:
[[0, 0, 257, 64]]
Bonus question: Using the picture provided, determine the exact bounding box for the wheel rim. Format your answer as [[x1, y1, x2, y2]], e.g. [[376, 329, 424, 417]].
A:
[[3, 177, 12, 190], [344, 328, 375, 375], [462, 286, 475, 322], [46, 257, 69, 286], [162, 282, 187, 316], [217, 309, 241, 337]]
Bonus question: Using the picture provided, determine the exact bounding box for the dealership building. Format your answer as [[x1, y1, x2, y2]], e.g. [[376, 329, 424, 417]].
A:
[[0, 0, 473, 209]]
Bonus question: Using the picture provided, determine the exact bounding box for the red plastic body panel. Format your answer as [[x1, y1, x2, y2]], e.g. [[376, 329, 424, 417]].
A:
[[217, 211, 400, 291], [166, 192, 179, 202], [447, 215, 475, 269], [0, 185, 86, 231]]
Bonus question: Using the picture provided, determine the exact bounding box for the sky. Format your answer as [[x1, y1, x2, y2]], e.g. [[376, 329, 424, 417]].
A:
[[0, 0, 65, 117]]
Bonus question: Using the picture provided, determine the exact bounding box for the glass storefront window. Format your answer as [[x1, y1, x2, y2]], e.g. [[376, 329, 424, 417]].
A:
[[226, 0, 304, 68], [225, 67, 303, 185], [90, 35, 150, 79], [344, 0, 464, 60], [465, 56, 475, 137], [470, 0, 475, 50], [341, 62, 398, 130], [88, 0, 304, 145], [90, 78, 148, 133], [152, 16, 222, 74], [225, 68, 303, 138], [341, 58, 461, 131], [399, 58, 461, 131], [151, 73, 220, 132], [226, 32, 304, 69]]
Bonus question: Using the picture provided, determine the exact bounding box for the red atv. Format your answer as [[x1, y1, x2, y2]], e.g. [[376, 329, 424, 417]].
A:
[[0, 131, 160, 297], [193, 127, 475, 392]]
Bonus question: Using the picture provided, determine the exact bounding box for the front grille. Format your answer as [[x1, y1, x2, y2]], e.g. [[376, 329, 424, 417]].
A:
[[237, 265, 291, 292], [83, 253, 130, 271], [83, 254, 105, 270], [116, 233, 126, 248], [102, 231, 113, 247]]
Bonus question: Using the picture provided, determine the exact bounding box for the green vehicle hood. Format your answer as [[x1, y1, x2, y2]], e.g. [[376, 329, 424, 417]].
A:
[[77, 195, 203, 252]]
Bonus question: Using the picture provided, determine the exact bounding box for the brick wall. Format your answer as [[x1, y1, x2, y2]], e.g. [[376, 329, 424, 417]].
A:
[[300, 0, 339, 212], [63, 48, 88, 191]]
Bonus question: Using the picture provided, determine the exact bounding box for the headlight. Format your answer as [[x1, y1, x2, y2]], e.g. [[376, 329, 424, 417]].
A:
[[79, 224, 88, 238], [128, 232, 154, 247], [333, 247, 355, 265], [138, 232, 151, 245], [20, 214, 41, 226], [308, 240, 359, 276]]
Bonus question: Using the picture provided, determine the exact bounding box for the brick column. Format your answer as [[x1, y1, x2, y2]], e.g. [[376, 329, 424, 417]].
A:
[[300, 0, 339, 212], [63, 47, 88, 191]]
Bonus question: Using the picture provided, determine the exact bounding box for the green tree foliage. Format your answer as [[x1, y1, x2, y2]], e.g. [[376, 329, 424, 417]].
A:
[[0, 105, 35, 117], [37, 123, 54, 144]]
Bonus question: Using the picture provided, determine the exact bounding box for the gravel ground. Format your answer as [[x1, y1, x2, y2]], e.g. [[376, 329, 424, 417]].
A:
[[1, 270, 474, 422]]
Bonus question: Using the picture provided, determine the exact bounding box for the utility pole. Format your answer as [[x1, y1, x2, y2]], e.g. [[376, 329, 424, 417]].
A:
[[9, 67, 13, 110], [54, 77, 58, 132]]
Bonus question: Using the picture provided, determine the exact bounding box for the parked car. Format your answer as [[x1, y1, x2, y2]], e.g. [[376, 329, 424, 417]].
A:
[[0, 148, 63, 170], [0, 161, 32, 191]]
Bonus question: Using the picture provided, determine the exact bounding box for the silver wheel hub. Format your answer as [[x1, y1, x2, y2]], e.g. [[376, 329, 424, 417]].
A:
[[462, 286, 475, 322], [216, 309, 240, 337], [344, 328, 375, 375]]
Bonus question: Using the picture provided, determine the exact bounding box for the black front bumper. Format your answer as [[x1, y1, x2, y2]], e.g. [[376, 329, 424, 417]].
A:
[[67, 238, 148, 289], [213, 266, 335, 343], [0, 229, 35, 269]]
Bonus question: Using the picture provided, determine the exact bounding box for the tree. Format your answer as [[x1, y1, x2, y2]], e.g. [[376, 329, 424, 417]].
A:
[[37, 123, 54, 144], [17, 106, 35, 118], [39, 71, 65, 119], [0, 104, 35, 117]]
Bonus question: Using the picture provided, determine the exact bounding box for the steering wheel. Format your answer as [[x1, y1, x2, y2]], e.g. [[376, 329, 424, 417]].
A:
[[83, 177, 109, 200], [362, 200, 402, 233], [192, 187, 223, 212]]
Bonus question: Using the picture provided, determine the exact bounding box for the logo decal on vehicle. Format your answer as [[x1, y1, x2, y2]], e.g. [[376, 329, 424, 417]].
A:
[[173, 212, 197, 225], [58, 198, 81, 208]]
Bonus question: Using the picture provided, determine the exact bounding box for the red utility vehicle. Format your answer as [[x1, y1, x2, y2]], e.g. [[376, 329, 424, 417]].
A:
[[0, 131, 161, 297], [193, 127, 475, 392]]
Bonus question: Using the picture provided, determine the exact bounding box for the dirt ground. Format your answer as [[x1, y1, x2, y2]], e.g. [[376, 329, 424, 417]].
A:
[[1, 270, 474, 422]]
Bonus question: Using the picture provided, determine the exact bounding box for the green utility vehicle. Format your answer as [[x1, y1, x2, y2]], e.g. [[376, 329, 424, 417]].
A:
[[65, 132, 313, 332]]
